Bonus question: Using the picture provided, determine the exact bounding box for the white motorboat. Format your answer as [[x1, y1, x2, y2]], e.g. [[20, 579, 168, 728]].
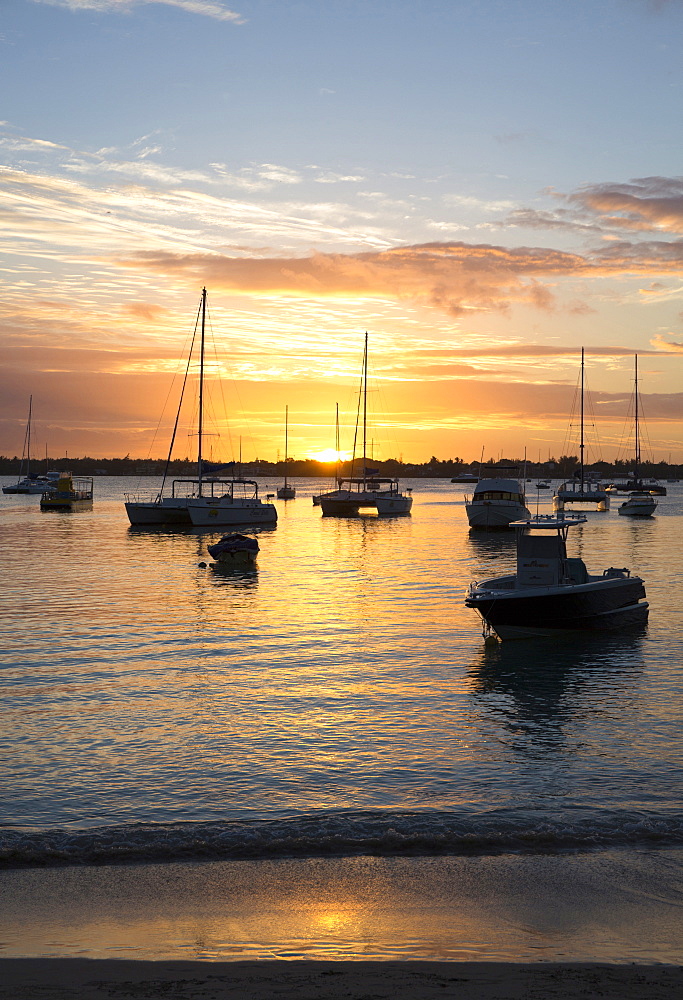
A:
[[206, 532, 259, 568], [277, 405, 296, 499], [125, 289, 251, 526], [553, 350, 609, 510], [186, 479, 277, 527], [465, 468, 530, 529], [618, 491, 657, 517], [465, 513, 649, 640], [317, 333, 412, 517], [535, 480, 550, 490]]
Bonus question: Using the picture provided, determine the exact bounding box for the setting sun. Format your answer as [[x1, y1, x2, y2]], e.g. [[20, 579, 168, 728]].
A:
[[307, 448, 351, 464]]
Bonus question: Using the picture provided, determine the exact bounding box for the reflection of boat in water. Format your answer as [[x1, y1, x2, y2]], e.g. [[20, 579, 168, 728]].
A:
[[318, 333, 413, 517], [554, 350, 609, 510], [465, 467, 530, 529], [277, 405, 296, 500], [618, 491, 657, 517], [466, 513, 648, 640], [40, 473, 93, 510], [207, 532, 259, 568]]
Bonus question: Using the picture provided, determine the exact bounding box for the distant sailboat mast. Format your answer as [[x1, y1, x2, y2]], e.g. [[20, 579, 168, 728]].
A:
[[283, 405, 289, 489], [197, 286, 207, 498], [362, 330, 368, 486], [579, 346, 585, 490], [634, 354, 640, 484]]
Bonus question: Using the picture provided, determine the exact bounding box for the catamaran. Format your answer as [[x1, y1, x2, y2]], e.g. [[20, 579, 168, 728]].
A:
[[317, 333, 413, 516], [125, 289, 276, 527]]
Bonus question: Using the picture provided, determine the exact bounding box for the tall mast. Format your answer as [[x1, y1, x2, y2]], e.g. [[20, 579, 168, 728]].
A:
[[362, 331, 368, 484], [26, 395, 32, 477], [579, 347, 585, 489], [335, 401, 340, 485], [284, 405, 289, 488], [197, 287, 206, 496], [634, 354, 640, 483]]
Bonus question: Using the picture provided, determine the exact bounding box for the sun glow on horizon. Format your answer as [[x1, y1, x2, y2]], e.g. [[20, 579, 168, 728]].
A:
[[307, 448, 352, 464]]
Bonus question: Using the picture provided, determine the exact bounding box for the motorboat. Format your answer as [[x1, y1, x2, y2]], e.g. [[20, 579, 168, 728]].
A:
[[535, 481, 550, 490], [451, 471, 479, 484], [618, 491, 657, 517], [207, 532, 259, 568], [317, 333, 412, 516], [40, 473, 93, 510], [465, 513, 648, 640], [277, 405, 296, 499], [186, 478, 277, 527], [465, 467, 530, 529], [553, 350, 609, 510], [125, 289, 254, 526]]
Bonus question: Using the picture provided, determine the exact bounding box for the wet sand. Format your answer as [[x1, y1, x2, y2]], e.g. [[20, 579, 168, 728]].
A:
[[1, 958, 681, 999]]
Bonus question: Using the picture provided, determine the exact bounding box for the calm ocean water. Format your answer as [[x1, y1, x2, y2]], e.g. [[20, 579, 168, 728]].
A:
[[2, 476, 682, 871]]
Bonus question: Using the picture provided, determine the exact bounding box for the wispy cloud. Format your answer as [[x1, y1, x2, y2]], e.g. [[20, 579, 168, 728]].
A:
[[33, 0, 245, 24]]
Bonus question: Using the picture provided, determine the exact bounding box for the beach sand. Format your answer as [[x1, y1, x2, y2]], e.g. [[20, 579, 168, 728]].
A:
[[1, 959, 682, 999]]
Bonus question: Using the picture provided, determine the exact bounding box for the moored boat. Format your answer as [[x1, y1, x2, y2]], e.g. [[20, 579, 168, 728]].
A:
[[277, 405, 296, 499], [207, 532, 259, 568], [40, 473, 93, 510], [618, 491, 657, 517], [465, 467, 530, 529], [465, 513, 648, 640], [553, 350, 609, 510], [186, 479, 277, 527], [125, 289, 245, 526], [317, 333, 412, 517]]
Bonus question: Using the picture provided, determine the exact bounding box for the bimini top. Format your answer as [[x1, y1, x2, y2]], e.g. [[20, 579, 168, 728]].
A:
[[511, 513, 587, 530]]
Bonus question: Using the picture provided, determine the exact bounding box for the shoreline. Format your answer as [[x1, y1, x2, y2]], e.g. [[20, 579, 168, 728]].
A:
[[1, 959, 681, 999]]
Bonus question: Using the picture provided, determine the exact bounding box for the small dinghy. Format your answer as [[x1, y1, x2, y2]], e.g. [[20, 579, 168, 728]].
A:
[[206, 533, 259, 568]]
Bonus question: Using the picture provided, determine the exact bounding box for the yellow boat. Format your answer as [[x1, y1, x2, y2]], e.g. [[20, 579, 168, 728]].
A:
[[40, 473, 93, 510]]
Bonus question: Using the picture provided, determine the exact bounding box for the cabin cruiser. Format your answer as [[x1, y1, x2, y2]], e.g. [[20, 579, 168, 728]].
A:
[[618, 492, 657, 517], [465, 513, 648, 640], [465, 468, 530, 529]]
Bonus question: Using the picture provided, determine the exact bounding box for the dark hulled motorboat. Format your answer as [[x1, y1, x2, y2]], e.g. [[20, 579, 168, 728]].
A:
[[465, 514, 648, 640]]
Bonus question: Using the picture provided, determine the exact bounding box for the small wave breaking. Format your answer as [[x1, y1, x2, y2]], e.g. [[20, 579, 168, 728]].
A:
[[3, 808, 683, 869]]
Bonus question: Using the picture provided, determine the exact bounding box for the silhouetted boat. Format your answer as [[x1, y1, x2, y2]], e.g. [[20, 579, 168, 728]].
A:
[[466, 513, 648, 640]]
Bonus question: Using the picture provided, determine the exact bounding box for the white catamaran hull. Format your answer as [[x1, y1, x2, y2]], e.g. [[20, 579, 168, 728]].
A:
[[125, 498, 194, 525], [186, 499, 277, 527]]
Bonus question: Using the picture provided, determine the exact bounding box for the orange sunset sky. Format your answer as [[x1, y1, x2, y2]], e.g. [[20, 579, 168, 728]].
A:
[[1, 1, 682, 465]]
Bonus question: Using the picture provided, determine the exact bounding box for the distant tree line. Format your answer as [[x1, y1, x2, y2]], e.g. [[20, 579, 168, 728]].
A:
[[1, 453, 681, 479]]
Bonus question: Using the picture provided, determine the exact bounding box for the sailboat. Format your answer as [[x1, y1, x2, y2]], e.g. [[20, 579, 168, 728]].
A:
[[277, 406, 296, 499], [617, 356, 660, 516], [125, 289, 277, 527], [3, 397, 60, 494], [553, 349, 610, 510], [317, 333, 413, 516]]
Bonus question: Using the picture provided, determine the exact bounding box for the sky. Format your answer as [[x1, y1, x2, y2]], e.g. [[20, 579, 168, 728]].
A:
[[1, 0, 682, 465]]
